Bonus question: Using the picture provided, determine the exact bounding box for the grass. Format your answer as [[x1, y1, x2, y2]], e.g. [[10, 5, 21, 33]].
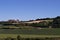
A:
[[0, 28, 60, 35], [0, 34, 60, 38], [0, 27, 60, 38]]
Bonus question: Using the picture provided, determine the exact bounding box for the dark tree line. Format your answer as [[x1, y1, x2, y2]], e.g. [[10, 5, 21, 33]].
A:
[[0, 16, 60, 28], [26, 16, 60, 28], [52, 16, 60, 28]]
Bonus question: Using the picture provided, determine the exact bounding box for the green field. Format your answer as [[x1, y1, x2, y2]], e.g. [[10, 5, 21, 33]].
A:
[[0, 34, 60, 38], [0, 28, 60, 38], [0, 28, 60, 35]]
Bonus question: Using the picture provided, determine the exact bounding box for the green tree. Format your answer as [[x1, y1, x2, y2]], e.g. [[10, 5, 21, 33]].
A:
[[17, 35, 21, 40], [52, 16, 60, 28]]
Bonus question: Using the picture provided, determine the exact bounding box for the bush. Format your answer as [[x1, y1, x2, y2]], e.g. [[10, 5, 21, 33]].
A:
[[17, 35, 21, 40]]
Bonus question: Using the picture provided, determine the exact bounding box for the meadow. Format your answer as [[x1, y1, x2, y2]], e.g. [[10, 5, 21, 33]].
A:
[[0, 28, 60, 38]]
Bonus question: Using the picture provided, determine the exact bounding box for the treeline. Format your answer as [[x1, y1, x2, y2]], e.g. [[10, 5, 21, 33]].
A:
[[0, 16, 60, 28], [52, 16, 60, 28], [24, 16, 60, 28]]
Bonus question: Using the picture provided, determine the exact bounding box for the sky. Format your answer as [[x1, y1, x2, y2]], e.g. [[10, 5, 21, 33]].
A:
[[0, 0, 60, 21]]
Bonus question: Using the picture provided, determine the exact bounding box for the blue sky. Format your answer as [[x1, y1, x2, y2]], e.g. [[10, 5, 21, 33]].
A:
[[0, 0, 60, 21]]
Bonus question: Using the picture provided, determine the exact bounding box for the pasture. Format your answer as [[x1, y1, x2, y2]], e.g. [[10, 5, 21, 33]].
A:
[[0, 34, 60, 38], [0, 28, 60, 35], [0, 28, 60, 38]]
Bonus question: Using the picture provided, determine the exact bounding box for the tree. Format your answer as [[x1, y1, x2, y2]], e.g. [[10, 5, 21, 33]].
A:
[[30, 21, 49, 28], [17, 35, 21, 40], [52, 16, 60, 28]]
